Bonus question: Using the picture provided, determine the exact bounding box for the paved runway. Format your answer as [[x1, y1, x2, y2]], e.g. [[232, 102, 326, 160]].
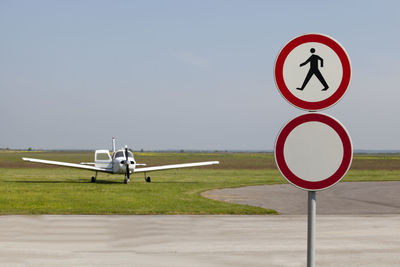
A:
[[203, 181, 400, 215], [0, 215, 399, 267]]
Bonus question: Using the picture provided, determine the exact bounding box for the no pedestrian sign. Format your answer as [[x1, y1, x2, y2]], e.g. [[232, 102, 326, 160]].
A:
[[274, 113, 353, 191], [274, 34, 351, 111]]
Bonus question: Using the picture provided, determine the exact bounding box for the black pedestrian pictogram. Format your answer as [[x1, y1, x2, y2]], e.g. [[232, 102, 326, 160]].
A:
[[296, 48, 329, 91]]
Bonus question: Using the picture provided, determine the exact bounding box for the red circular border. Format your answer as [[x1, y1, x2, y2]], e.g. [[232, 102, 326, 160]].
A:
[[274, 113, 353, 191], [274, 34, 351, 111]]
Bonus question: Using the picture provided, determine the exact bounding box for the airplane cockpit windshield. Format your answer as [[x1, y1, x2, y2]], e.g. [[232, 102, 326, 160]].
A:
[[114, 151, 133, 158], [115, 151, 124, 158]]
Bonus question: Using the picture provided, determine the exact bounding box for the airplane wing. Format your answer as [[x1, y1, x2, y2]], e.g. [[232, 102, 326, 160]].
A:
[[22, 157, 113, 173], [133, 161, 219, 173]]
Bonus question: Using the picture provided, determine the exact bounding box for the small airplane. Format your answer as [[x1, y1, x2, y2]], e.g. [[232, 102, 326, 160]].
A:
[[22, 137, 219, 184]]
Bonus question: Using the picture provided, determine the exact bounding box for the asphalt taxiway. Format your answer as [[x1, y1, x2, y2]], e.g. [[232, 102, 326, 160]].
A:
[[203, 181, 400, 215]]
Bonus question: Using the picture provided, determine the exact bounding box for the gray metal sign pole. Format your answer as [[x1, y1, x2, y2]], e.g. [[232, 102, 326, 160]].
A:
[[307, 191, 316, 267]]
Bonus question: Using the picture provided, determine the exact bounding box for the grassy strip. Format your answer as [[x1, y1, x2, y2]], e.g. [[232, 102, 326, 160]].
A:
[[344, 170, 400, 182]]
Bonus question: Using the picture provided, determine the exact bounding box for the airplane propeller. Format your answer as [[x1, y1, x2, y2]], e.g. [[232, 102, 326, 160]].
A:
[[125, 146, 130, 181]]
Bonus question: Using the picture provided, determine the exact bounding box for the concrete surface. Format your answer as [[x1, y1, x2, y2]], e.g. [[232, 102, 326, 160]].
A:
[[0, 215, 399, 267], [203, 181, 400, 215]]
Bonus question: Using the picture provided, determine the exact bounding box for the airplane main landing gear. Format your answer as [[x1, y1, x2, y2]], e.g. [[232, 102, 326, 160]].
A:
[[144, 172, 151, 183], [91, 172, 97, 183]]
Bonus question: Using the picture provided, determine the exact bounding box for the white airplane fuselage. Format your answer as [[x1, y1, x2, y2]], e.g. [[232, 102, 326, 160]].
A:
[[95, 149, 136, 174]]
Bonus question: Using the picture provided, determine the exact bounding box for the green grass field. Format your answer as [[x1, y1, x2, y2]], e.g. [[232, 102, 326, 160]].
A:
[[0, 150, 399, 215]]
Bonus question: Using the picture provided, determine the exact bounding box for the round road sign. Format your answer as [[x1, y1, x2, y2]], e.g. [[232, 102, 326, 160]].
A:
[[274, 113, 352, 191], [274, 33, 351, 111]]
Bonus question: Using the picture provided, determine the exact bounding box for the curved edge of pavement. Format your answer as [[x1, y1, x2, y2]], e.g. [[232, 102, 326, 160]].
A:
[[202, 181, 400, 215]]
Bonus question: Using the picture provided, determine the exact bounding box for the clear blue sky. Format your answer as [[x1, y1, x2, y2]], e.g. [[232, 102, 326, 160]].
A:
[[1, 0, 399, 150]]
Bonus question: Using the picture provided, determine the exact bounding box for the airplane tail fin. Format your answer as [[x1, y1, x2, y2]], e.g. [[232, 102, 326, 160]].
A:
[[112, 137, 116, 153]]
